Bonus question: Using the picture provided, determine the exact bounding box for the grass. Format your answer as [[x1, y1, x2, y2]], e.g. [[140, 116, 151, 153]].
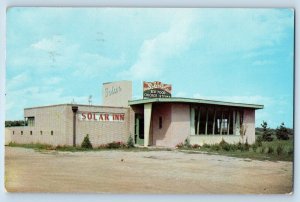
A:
[[7, 142, 172, 152], [178, 138, 293, 162], [7, 138, 293, 162]]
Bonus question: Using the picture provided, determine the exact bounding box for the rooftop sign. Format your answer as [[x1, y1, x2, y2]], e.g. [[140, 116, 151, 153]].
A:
[[143, 81, 172, 98]]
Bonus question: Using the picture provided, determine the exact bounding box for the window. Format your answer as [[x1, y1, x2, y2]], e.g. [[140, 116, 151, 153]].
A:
[[159, 116, 162, 129], [51, 131, 54, 136], [27, 117, 35, 127], [191, 106, 239, 135], [40, 131, 43, 135], [13, 131, 14, 135], [21, 131, 23, 135], [30, 131, 32, 135]]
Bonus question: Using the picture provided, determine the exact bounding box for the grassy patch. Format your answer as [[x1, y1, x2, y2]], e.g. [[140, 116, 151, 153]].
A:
[[178, 139, 293, 162], [6, 142, 172, 153]]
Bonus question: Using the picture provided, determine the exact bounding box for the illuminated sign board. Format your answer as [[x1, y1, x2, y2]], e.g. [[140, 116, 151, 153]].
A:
[[143, 81, 172, 98], [78, 112, 125, 122]]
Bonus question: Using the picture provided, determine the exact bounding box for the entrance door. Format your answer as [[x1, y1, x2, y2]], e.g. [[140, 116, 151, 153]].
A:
[[135, 114, 144, 146]]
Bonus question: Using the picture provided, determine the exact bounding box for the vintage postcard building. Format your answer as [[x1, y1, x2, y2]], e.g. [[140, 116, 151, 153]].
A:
[[5, 8, 294, 194], [6, 80, 263, 148]]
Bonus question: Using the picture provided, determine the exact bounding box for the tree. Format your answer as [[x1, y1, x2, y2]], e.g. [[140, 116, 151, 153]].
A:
[[275, 122, 290, 140], [81, 134, 93, 149], [261, 121, 273, 142]]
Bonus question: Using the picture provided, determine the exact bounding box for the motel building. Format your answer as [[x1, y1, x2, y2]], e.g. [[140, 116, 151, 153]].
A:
[[5, 81, 263, 147]]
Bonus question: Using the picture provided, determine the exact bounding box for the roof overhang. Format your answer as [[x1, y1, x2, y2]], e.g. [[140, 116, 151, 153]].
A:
[[128, 97, 264, 109]]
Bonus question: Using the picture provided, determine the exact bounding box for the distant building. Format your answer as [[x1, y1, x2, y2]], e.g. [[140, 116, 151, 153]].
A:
[[5, 81, 263, 147]]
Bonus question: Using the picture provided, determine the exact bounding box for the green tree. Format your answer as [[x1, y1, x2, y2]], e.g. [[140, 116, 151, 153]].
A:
[[81, 134, 93, 149], [275, 122, 290, 140], [261, 121, 273, 142]]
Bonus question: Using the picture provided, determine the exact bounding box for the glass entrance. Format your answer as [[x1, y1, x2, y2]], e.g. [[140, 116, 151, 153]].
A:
[[135, 114, 144, 145]]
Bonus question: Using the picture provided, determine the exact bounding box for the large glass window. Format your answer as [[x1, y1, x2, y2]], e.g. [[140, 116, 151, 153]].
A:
[[191, 106, 242, 135]]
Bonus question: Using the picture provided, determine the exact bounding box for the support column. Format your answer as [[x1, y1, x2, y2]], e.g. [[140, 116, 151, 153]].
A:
[[205, 108, 208, 135], [72, 106, 78, 147], [233, 110, 236, 135], [235, 111, 240, 136], [212, 108, 216, 135], [197, 107, 201, 134], [227, 110, 231, 135], [144, 103, 152, 147], [220, 111, 223, 135], [190, 107, 195, 135]]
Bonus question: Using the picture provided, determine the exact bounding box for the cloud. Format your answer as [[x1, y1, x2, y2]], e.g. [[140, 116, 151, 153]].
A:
[[73, 53, 125, 78], [6, 72, 29, 90], [119, 11, 198, 80], [252, 60, 274, 66], [31, 35, 64, 52], [43, 77, 62, 85]]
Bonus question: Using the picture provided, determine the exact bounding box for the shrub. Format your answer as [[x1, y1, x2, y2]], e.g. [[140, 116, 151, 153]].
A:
[[255, 147, 262, 153], [276, 145, 284, 155], [288, 147, 293, 156], [275, 122, 290, 140], [256, 136, 263, 147], [260, 146, 266, 153], [107, 141, 125, 149], [210, 144, 221, 151], [176, 142, 184, 148], [127, 135, 135, 148], [202, 144, 211, 149], [184, 138, 191, 148], [192, 144, 200, 149], [81, 134, 93, 149], [261, 121, 273, 142], [268, 146, 274, 154], [219, 139, 231, 151], [244, 139, 250, 151]]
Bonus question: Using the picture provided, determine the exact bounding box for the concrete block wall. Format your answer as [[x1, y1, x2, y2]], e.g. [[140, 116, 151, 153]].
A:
[[6, 104, 132, 147], [8, 105, 69, 146], [71, 105, 131, 147]]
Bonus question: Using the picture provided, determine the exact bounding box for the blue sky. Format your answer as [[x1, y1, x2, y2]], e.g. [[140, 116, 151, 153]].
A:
[[6, 8, 294, 128]]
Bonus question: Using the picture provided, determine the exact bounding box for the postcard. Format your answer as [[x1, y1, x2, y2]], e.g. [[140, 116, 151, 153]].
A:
[[5, 7, 294, 194]]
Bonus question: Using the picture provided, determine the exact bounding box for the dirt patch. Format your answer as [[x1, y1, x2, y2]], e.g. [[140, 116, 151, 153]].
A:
[[5, 147, 293, 194]]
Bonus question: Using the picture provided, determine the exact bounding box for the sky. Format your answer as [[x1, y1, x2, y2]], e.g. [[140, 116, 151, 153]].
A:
[[6, 8, 294, 128]]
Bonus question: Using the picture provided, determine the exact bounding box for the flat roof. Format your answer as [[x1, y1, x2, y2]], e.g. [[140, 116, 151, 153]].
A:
[[24, 104, 129, 110], [128, 97, 264, 109]]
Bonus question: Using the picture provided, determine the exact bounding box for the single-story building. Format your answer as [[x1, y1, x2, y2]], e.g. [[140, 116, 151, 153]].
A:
[[5, 80, 263, 147]]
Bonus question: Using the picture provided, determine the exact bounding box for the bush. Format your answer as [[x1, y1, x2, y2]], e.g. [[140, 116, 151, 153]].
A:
[[268, 146, 274, 154], [202, 144, 211, 149], [176, 142, 184, 148], [192, 144, 200, 149], [276, 145, 284, 155], [127, 135, 135, 148], [244, 139, 250, 151], [256, 136, 263, 147], [107, 141, 125, 149], [184, 138, 191, 148], [219, 139, 231, 151], [275, 123, 290, 140], [210, 144, 221, 151], [81, 134, 93, 149], [261, 121, 273, 142], [288, 147, 293, 155]]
